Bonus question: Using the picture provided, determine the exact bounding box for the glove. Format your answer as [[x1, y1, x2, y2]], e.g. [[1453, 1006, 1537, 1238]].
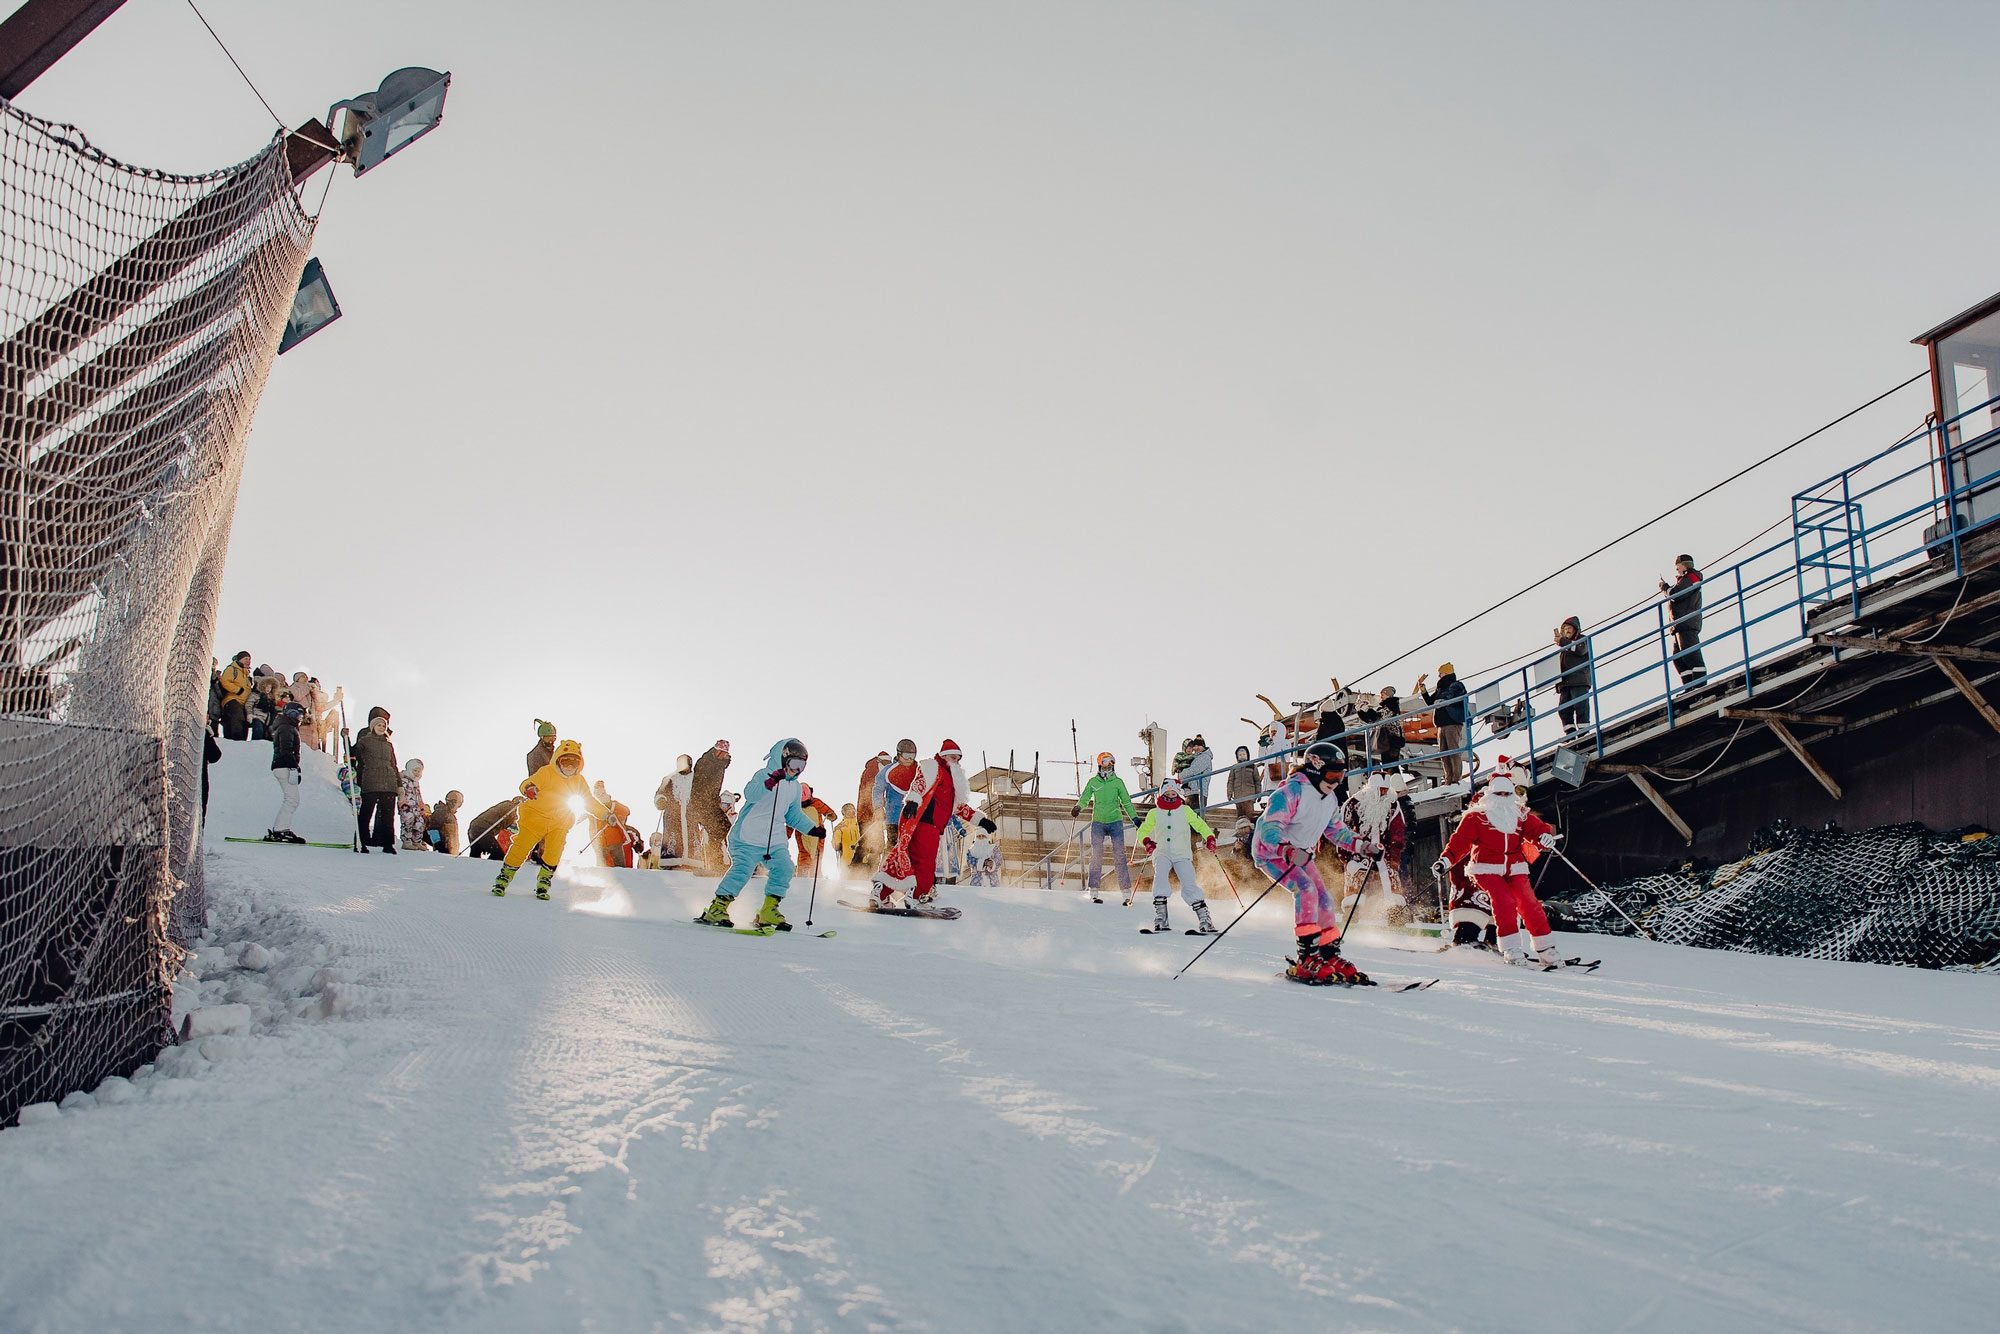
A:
[[1142, 838, 1156, 853], [1287, 845, 1314, 867], [1432, 857, 1450, 879], [810, 825, 827, 841], [522, 783, 539, 801], [1539, 832, 1559, 849], [1204, 835, 1217, 851], [1070, 804, 1081, 817]]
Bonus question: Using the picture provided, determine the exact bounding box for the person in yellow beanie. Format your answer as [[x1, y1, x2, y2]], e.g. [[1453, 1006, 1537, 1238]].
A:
[[494, 738, 613, 900], [1416, 662, 1468, 787]]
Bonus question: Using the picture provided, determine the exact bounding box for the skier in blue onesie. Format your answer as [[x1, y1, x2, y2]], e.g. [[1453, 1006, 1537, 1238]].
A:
[[697, 738, 824, 931]]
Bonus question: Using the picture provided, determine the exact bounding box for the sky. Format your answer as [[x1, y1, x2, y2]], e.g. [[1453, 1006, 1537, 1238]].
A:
[[16, 0, 1999, 817]]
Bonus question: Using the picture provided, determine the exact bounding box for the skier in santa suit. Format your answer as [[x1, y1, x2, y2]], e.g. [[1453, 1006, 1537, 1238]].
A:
[[1437, 762, 1565, 967], [1135, 779, 1218, 934], [1441, 860, 1495, 949], [896, 740, 966, 907], [1339, 769, 1409, 922], [1252, 741, 1368, 984]]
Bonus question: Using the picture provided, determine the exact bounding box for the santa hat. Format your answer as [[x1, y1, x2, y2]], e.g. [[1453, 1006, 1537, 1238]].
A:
[[938, 739, 963, 758], [1485, 766, 1516, 793], [714, 740, 730, 754]]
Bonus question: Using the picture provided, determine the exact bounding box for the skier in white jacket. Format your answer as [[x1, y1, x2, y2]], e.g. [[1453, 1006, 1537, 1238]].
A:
[[1133, 780, 1218, 934]]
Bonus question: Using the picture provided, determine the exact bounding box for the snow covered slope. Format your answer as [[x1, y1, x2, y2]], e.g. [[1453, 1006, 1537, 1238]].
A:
[[205, 736, 363, 846], [2, 753, 1997, 1331]]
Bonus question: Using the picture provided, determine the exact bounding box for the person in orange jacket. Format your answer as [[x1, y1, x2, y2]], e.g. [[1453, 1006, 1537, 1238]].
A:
[[493, 739, 614, 900]]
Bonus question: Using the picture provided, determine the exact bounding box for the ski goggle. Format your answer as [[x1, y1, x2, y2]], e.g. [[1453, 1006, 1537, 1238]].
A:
[[784, 757, 806, 776]]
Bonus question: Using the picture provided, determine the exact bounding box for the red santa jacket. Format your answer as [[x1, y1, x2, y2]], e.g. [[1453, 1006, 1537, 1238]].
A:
[[1443, 803, 1554, 878]]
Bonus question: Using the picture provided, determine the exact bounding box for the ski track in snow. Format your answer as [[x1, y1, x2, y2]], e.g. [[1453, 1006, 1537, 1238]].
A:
[[3, 744, 2000, 1332]]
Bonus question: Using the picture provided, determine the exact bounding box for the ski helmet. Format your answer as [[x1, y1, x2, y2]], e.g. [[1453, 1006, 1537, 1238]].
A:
[[1096, 751, 1115, 770], [896, 738, 917, 757], [1298, 741, 1346, 790], [781, 738, 808, 775], [1157, 781, 1184, 810], [280, 701, 304, 721]]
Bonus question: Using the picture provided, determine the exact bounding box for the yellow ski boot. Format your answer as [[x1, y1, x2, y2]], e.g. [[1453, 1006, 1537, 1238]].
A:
[[755, 894, 791, 932]]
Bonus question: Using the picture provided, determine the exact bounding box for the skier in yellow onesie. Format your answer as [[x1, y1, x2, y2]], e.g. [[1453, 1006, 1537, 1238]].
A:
[[493, 738, 614, 900]]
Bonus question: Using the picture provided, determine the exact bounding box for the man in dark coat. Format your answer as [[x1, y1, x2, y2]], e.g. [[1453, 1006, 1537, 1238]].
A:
[[350, 706, 400, 853], [689, 740, 733, 871], [1659, 556, 1706, 686], [526, 719, 556, 776], [1417, 664, 1469, 787], [467, 797, 519, 859], [1555, 615, 1592, 730]]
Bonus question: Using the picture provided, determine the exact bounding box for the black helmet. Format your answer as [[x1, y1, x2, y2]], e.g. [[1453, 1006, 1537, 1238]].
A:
[[1298, 741, 1346, 789], [781, 739, 809, 773]]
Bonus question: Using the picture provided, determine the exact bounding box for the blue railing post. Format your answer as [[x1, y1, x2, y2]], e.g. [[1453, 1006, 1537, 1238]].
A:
[[1840, 470, 1861, 618], [1791, 493, 1810, 635], [1736, 565, 1752, 699], [1659, 602, 1676, 728]]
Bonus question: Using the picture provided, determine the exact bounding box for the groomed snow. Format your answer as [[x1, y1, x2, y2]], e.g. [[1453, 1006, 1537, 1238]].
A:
[[3, 747, 1998, 1332]]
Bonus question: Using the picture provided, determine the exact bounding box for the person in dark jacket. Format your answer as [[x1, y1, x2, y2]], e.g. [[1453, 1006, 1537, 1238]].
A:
[[1416, 663, 1469, 786], [426, 790, 465, 854], [526, 719, 556, 776], [265, 701, 307, 843], [1658, 556, 1706, 686], [202, 730, 222, 824], [351, 706, 400, 853], [467, 797, 519, 859], [1226, 743, 1261, 851], [1554, 616, 1592, 729], [689, 740, 732, 871], [1360, 686, 1406, 770]]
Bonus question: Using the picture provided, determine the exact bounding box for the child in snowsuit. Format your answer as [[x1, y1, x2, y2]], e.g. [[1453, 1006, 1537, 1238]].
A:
[[966, 818, 1001, 886], [265, 701, 307, 843], [1073, 752, 1137, 904], [1253, 742, 1366, 984], [698, 739, 823, 930], [832, 803, 862, 868], [1438, 765, 1563, 967], [398, 759, 428, 850], [494, 739, 614, 899], [1135, 779, 1217, 933]]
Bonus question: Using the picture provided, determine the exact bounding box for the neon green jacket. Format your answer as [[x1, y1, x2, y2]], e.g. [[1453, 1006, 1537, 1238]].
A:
[[1077, 772, 1136, 823]]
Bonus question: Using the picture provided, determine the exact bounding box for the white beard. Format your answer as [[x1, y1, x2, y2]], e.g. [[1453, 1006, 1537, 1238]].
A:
[[1352, 786, 1397, 843], [1483, 793, 1521, 834]]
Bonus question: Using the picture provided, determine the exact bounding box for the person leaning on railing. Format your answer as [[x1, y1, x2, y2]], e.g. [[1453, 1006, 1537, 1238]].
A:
[[1554, 617, 1591, 731], [1415, 663, 1468, 786], [1658, 555, 1707, 687]]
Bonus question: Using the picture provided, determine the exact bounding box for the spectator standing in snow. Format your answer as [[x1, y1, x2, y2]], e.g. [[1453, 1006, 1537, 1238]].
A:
[[264, 701, 307, 844], [1417, 663, 1469, 787], [1659, 556, 1706, 687], [218, 650, 252, 740], [526, 719, 556, 776], [398, 759, 428, 850], [248, 669, 284, 741], [1180, 735, 1214, 812], [690, 740, 732, 871], [1073, 751, 1138, 905], [426, 790, 465, 854], [350, 707, 400, 853], [1554, 616, 1592, 731], [467, 797, 519, 860]]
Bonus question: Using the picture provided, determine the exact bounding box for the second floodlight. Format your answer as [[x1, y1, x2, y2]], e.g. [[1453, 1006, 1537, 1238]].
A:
[[329, 67, 451, 176]]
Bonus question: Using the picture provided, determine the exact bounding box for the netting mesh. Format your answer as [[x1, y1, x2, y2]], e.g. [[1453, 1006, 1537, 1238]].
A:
[[1547, 820, 2000, 971], [0, 100, 313, 1122]]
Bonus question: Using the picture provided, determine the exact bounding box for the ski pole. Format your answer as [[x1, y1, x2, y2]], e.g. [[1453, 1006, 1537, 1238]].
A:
[[1208, 848, 1245, 906], [1551, 845, 1654, 940], [462, 799, 523, 856], [1174, 862, 1295, 981], [805, 838, 823, 926]]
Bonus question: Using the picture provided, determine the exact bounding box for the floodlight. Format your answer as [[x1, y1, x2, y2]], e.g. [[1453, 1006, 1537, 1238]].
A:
[[277, 258, 341, 354], [1552, 747, 1586, 787], [328, 67, 451, 176]]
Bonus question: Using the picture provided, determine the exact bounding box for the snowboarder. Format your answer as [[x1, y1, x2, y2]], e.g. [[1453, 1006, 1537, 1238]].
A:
[[1339, 769, 1409, 922], [1437, 763, 1564, 967], [1135, 779, 1217, 934], [793, 783, 839, 871], [690, 740, 732, 871], [965, 817, 1001, 886], [1253, 741, 1367, 984], [350, 707, 400, 854], [899, 741, 966, 907], [398, 759, 428, 850], [696, 739, 824, 930], [526, 719, 556, 776], [494, 738, 615, 899], [654, 754, 694, 861], [1074, 752, 1138, 903], [880, 739, 920, 846], [264, 700, 307, 844]]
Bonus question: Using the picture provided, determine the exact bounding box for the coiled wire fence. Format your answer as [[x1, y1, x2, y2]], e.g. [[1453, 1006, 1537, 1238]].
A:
[[0, 98, 314, 1123], [1546, 819, 2000, 971]]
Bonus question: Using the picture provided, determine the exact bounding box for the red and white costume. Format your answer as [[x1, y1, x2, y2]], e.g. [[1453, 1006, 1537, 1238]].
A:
[[883, 741, 967, 903], [1442, 765, 1560, 963]]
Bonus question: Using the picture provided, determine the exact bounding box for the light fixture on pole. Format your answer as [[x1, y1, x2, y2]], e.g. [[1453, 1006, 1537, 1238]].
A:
[[328, 66, 451, 176], [278, 257, 341, 354]]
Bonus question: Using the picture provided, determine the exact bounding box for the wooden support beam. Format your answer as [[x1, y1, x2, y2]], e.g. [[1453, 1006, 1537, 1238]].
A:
[[1762, 719, 1842, 800], [1891, 585, 2000, 639], [1589, 761, 1697, 779], [1812, 633, 2000, 665], [0, 0, 128, 99], [1626, 773, 1692, 843], [1721, 706, 1846, 727], [1931, 654, 2000, 737]]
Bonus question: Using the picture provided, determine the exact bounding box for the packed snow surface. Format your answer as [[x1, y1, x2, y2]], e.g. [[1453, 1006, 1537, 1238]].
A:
[[3, 750, 1998, 1332]]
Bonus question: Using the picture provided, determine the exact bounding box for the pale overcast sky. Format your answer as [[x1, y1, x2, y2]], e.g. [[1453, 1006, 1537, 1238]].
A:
[[17, 0, 1996, 814]]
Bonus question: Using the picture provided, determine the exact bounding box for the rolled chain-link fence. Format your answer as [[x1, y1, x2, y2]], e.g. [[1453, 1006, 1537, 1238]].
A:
[[0, 98, 314, 1123], [1547, 820, 2000, 971]]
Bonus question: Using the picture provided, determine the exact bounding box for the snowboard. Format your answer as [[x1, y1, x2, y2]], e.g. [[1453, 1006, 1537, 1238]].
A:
[[837, 897, 962, 920], [223, 836, 350, 850], [1139, 927, 1216, 936]]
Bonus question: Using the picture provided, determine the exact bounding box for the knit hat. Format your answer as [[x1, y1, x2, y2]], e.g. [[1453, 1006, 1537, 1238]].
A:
[[1438, 662, 1454, 676], [536, 719, 556, 739], [714, 740, 729, 754], [368, 706, 389, 722]]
